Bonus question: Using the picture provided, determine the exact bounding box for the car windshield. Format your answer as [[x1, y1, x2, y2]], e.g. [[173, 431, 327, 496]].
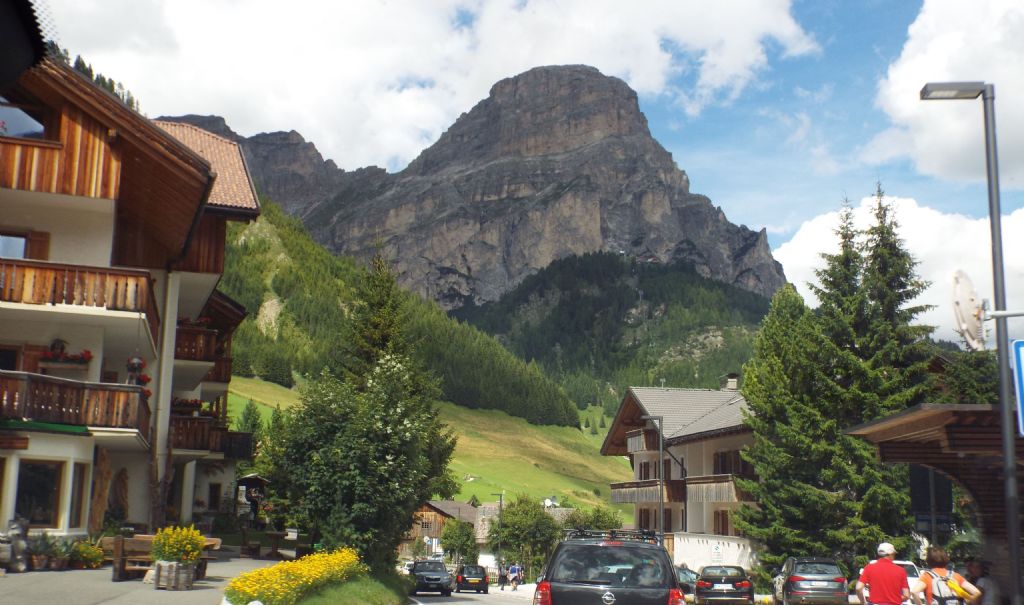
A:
[[898, 564, 919, 576], [549, 545, 672, 588], [678, 568, 698, 581], [794, 562, 842, 575], [416, 562, 447, 572], [462, 566, 484, 575], [702, 566, 745, 577]]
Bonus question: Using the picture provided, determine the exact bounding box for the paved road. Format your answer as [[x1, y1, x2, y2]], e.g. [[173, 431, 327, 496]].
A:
[[410, 584, 536, 605]]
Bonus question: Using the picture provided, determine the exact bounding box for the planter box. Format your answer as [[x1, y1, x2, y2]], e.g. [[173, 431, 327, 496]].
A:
[[154, 560, 195, 590]]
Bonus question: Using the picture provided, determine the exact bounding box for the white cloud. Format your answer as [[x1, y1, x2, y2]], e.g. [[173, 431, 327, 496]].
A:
[[864, 0, 1024, 189], [46, 0, 816, 170], [774, 194, 1024, 344]]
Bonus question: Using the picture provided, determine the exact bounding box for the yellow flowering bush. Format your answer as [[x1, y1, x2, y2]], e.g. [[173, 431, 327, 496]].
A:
[[151, 525, 205, 564], [225, 548, 365, 605]]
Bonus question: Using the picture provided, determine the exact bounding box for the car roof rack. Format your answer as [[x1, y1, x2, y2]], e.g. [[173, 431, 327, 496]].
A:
[[562, 528, 661, 545]]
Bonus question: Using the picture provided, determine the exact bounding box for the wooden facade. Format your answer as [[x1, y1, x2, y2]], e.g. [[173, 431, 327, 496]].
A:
[[174, 214, 226, 274], [174, 326, 218, 362]]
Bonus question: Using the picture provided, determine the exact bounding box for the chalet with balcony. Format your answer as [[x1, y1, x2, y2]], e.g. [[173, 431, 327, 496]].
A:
[[601, 375, 757, 568], [0, 56, 258, 535]]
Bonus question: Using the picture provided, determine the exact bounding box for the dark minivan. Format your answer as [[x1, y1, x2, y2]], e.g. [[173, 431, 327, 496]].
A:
[[455, 564, 489, 593], [695, 565, 755, 605], [773, 557, 848, 605], [533, 529, 684, 605]]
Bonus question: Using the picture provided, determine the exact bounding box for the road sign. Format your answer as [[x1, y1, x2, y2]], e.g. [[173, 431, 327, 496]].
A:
[[711, 543, 723, 564], [1013, 340, 1024, 437]]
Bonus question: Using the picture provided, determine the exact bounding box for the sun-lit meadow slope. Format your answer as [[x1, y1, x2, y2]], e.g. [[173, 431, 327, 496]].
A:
[[228, 377, 631, 511]]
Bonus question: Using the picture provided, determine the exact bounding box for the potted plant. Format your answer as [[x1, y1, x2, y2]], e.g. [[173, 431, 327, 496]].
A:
[[25, 532, 56, 571], [70, 539, 103, 569], [151, 525, 205, 590], [48, 538, 73, 570]]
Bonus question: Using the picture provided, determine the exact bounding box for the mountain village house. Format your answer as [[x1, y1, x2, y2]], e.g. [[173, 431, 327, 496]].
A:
[[601, 376, 757, 569], [0, 56, 259, 536]]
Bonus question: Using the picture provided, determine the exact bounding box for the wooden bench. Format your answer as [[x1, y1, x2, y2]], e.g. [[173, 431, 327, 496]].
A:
[[106, 534, 222, 582]]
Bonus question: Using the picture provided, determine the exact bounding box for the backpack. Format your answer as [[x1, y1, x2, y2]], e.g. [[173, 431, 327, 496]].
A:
[[926, 571, 964, 605]]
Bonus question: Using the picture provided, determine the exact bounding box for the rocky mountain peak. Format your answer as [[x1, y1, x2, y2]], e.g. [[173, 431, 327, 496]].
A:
[[167, 64, 784, 307]]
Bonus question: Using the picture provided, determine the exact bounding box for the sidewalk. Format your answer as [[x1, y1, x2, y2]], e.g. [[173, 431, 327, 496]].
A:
[[0, 550, 273, 605]]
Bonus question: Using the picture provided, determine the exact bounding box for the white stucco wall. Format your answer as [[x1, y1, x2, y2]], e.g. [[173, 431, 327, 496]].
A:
[[192, 460, 236, 516], [107, 451, 152, 527], [674, 532, 757, 570], [2, 193, 115, 267], [0, 320, 105, 382], [0, 432, 94, 536]]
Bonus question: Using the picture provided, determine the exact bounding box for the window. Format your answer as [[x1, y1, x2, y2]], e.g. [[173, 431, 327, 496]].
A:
[[713, 450, 754, 476], [0, 229, 48, 260], [713, 510, 731, 536], [663, 509, 673, 533], [0, 95, 50, 140], [208, 483, 222, 511], [0, 346, 17, 371], [16, 460, 64, 527], [69, 462, 88, 528], [420, 520, 432, 532], [639, 461, 651, 480], [663, 458, 671, 480], [638, 508, 652, 530], [0, 234, 26, 259]]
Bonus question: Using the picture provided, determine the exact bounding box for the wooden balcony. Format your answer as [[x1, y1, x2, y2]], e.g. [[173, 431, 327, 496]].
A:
[[610, 479, 686, 504], [169, 415, 212, 450], [684, 474, 752, 503], [221, 431, 254, 459], [0, 370, 150, 442], [626, 428, 660, 453], [174, 326, 218, 362], [203, 357, 232, 383], [0, 258, 160, 346]]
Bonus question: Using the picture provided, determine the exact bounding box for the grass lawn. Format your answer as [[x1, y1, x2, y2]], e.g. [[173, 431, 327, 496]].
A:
[[227, 377, 632, 517], [297, 573, 411, 605]]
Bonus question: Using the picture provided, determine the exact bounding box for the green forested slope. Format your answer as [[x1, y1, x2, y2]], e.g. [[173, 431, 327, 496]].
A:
[[452, 252, 771, 414], [219, 200, 578, 426]]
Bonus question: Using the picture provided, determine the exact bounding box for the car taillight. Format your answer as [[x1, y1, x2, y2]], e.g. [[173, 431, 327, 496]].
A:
[[483, 575, 488, 583], [735, 580, 752, 588], [790, 576, 807, 583], [533, 580, 552, 605], [457, 575, 463, 583], [697, 580, 713, 589], [668, 587, 686, 605], [834, 577, 847, 584]]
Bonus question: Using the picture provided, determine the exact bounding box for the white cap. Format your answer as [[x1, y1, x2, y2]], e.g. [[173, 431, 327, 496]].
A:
[[877, 542, 895, 556]]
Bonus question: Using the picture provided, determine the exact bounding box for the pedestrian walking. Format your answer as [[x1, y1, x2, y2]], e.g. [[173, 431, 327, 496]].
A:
[[911, 547, 979, 605], [510, 561, 521, 590], [966, 559, 1000, 605], [498, 561, 508, 590], [857, 542, 910, 605]]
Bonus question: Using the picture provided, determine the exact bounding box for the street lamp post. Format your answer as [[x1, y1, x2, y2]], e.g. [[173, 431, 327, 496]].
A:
[[641, 414, 665, 545], [921, 81, 1021, 604], [490, 492, 504, 571]]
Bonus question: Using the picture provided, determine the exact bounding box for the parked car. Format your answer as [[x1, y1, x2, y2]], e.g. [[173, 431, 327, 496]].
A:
[[857, 560, 921, 605], [773, 557, 848, 605], [533, 528, 684, 605], [409, 560, 454, 597], [455, 563, 489, 593], [677, 566, 699, 594], [695, 565, 755, 605]]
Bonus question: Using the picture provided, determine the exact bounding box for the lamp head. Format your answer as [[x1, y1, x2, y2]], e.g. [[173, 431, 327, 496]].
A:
[[921, 82, 986, 100]]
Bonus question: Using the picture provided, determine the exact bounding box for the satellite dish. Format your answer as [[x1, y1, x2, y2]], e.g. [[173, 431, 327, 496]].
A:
[[952, 270, 985, 351]]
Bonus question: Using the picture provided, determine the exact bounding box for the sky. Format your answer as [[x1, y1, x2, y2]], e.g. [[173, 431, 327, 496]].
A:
[[41, 0, 1024, 342]]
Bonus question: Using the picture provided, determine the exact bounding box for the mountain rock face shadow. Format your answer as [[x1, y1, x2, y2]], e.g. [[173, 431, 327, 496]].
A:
[[164, 65, 785, 308]]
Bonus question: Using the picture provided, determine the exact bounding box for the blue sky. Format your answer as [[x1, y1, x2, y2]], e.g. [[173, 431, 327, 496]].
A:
[[45, 0, 1024, 340]]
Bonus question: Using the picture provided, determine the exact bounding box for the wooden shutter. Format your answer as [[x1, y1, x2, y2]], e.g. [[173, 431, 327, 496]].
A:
[[25, 231, 50, 260], [21, 344, 48, 373]]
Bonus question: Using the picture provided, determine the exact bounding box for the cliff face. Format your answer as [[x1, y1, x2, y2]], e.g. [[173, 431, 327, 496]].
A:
[[165, 65, 785, 307]]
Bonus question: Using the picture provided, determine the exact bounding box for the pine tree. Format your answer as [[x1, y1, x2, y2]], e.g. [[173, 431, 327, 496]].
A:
[[236, 400, 264, 439], [346, 252, 408, 386], [598, 415, 606, 428]]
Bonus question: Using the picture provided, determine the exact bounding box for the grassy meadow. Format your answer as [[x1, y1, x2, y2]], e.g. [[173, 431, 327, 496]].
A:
[[227, 377, 632, 515]]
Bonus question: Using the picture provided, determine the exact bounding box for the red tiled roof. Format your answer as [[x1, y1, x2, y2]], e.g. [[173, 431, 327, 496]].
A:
[[154, 120, 259, 215]]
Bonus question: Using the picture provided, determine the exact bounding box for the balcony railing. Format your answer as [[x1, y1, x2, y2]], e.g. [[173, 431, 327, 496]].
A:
[[221, 431, 254, 459], [0, 370, 150, 442], [169, 415, 212, 450], [203, 357, 232, 383], [626, 428, 660, 453], [684, 474, 753, 503], [174, 326, 218, 362], [610, 479, 686, 504], [0, 259, 160, 346]]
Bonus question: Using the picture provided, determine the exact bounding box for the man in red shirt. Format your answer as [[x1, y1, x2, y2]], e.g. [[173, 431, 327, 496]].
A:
[[857, 542, 910, 605]]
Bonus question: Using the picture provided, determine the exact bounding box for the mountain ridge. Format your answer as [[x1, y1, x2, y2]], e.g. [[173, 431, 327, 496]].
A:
[[162, 64, 786, 308]]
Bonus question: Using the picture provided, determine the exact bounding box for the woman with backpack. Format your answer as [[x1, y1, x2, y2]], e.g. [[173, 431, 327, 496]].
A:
[[910, 547, 980, 605]]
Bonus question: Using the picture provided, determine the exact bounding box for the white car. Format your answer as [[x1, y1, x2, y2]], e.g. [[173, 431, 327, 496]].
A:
[[859, 560, 921, 604]]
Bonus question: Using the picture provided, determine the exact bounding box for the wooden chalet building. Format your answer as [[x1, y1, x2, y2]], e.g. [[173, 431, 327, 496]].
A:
[[601, 376, 758, 568], [0, 56, 259, 535], [400, 500, 478, 559]]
